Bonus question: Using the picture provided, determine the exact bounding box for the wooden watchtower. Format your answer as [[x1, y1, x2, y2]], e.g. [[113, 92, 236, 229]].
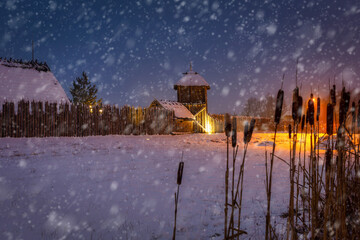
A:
[[173, 63, 210, 113]]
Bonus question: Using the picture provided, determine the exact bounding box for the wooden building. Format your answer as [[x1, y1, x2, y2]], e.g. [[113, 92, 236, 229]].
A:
[[149, 99, 195, 132], [150, 64, 224, 133], [174, 63, 210, 112]]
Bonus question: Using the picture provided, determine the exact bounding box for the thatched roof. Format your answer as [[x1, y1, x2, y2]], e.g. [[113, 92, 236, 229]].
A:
[[0, 58, 69, 104]]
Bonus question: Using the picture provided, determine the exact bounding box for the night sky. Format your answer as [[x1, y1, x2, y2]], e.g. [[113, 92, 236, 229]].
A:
[[1, 0, 359, 113]]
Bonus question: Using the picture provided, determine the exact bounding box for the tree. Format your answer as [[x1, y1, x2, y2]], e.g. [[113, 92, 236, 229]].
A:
[[262, 95, 275, 119], [69, 72, 102, 106], [241, 94, 286, 119], [242, 97, 261, 117]]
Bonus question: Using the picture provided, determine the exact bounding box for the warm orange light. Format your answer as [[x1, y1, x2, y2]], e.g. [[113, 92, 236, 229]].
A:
[[205, 121, 213, 134]]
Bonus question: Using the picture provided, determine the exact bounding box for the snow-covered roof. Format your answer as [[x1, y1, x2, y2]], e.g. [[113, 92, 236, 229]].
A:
[[0, 59, 70, 104], [174, 70, 210, 89], [153, 100, 195, 119]]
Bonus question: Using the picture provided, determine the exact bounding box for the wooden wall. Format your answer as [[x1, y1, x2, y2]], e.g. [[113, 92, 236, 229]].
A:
[[174, 119, 193, 132], [0, 101, 174, 137], [176, 86, 207, 106], [183, 103, 207, 115]]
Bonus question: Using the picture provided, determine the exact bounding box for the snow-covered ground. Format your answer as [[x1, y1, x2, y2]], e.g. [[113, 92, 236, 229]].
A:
[[0, 133, 300, 239]]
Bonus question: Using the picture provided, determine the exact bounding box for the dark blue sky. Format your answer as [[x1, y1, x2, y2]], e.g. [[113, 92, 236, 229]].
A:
[[1, 0, 359, 113]]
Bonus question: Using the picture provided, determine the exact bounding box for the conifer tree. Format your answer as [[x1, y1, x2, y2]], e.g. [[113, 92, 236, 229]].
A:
[[69, 72, 102, 106]]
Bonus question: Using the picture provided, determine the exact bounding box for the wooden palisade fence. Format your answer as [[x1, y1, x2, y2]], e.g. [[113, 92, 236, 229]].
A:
[[193, 109, 224, 133], [0, 101, 175, 137]]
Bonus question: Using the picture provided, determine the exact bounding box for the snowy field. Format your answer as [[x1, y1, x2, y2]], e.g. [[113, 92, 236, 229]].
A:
[[0, 133, 300, 239]]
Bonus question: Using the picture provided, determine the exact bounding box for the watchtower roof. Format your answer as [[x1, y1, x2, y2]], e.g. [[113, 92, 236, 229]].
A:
[[174, 64, 210, 90]]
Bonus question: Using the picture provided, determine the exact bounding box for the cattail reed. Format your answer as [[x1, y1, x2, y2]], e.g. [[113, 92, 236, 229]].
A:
[[173, 161, 184, 240], [224, 113, 231, 239], [327, 103, 334, 136], [243, 121, 249, 144], [301, 114, 305, 131], [331, 84, 336, 106], [316, 96, 321, 164], [282, 83, 360, 239], [339, 87, 350, 126], [315, 96, 321, 236], [245, 119, 255, 144], [308, 94, 315, 126], [316, 97, 320, 122], [232, 117, 237, 148], [286, 65, 300, 240], [275, 89, 284, 124], [177, 162, 184, 185], [297, 95, 303, 123], [336, 123, 347, 238], [265, 84, 284, 240], [292, 87, 299, 122], [227, 119, 255, 239], [224, 115, 242, 240], [288, 124, 292, 139], [288, 118, 296, 240], [231, 116, 238, 239], [295, 112, 304, 229], [225, 113, 231, 137], [306, 108, 309, 124], [307, 93, 317, 238]]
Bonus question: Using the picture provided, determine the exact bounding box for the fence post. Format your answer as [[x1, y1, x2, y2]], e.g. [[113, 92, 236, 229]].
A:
[[9, 102, 15, 137]]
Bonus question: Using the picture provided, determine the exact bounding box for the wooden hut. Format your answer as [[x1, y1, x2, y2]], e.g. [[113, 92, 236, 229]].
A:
[[149, 99, 195, 132]]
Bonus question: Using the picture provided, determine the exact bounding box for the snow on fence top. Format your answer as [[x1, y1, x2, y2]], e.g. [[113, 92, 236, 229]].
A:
[[0, 58, 70, 106]]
